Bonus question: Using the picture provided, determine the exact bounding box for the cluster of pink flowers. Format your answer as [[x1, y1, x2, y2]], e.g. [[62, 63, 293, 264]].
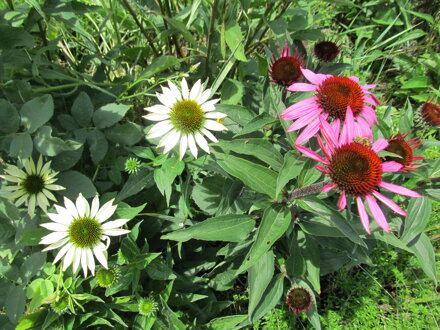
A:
[[270, 41, 424, 234]]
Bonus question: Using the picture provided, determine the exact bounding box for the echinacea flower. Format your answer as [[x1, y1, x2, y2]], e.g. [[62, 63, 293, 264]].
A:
[[0, 155, 64, 216], [314, 40, 341, 62], [384, 133, 423, 171], [296, 118, 422, 234], [269, 41, 304, 87], [281, 68, 379, 144], [124, 157, 141, 174], [39, 194, 130, 277], [144, 78, 227, 159], [420, 97, 440, 127], [138, 296, 159, 316], [286, 286, 313, 314]]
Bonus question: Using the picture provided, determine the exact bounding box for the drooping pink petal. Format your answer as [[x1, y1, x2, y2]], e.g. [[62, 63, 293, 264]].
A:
[[356, 116, 373, 139], [295, 145, 327, 164], [319, 116, 338, 150], [371, 138, 389, 152], [364, 95, 378, 107], [379, 182, 422, 198], [316, 165, 330, 174], [301, 68, 331, 85], [365, 194, 390, 233], [361, 84, 377, 90], [281, 97, 318, 118], [341, 106, 355, 145], [295, 117, 321, 144], [349, 76, 360, 82], [286, 110, 318, 132], [361, 106, 378, 125], [338, 191, 347, 210], [356, 196, 371, 234], [316, 133, 331, 159], [371, 191, 407, 216], [382, 161, 403, 172], [322, 184, 337, 192], [287, 83, 317, 92], [281, 102, 321, 120]]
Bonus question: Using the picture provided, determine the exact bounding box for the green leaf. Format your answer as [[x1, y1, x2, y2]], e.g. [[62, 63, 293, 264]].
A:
[[19, 228, 47, 246], [206, 315, 247, 330], [214, 104, 255, 126], [92, 103, 131, 129], [154, 156, 185, 205], [105, 122, 143, 146], [114, 202, 146, 221], [34, 126, 82, 156], [146, 259, 176, 280], [87, 129, 108, 164], [71, 91, 94, 127], [401, 76, 431, 89], [6, 285, 26, 324], [163, 17, 197, 47], [215, 139, 283, 171], [276, 151, 305, 197], [9, 133, 33, 159], [236, 205, 290, 274], [21, 252, 46, 284], [20, 95, 54, 133], [299, 232, 321, 292], [248, 250, 274, 319], [221, 79, 245, 105], [298, 196, 367, 248], [401, 197, 431, 244], [215, 153, 277, 197], [235, 113, 274, 137], [0, 26, 34, 49], [407, 233, 437, 283], [161, 214, 254, 243], [250, 274, 284, 322], [16, 311, 44, 330], [57, 170, 97, 199], [26, 279, 54, 312], [0, 99, 20, 134], [138, 56, 179, 80], [116, 168, 154, 202], [225, 21, 247, 62]]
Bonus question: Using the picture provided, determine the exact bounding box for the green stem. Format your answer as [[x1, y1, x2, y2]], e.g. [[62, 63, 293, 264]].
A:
[[205, 0, 219, 79], [278, 180, 331, 204], [32, 82, 113, 93]]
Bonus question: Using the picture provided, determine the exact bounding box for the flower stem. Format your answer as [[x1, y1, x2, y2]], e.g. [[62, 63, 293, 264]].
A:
[[278, 180, 331, 204], [205, 0, 219, 79]]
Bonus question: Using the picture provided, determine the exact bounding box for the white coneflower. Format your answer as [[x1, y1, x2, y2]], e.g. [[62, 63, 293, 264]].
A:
[[143, 78, 227, 159], [0, 155, 64, 216], [39, 193, 130, 277]]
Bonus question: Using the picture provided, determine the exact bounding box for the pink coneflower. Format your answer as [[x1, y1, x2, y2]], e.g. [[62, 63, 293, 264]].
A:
[[281, 68, 379, 144], [420, 97, 440, 127], [385, 133, 423, 172], [269, 41, 304, 87], [296, 118, 422, 234], [314, 40, 341, 62], [286, 286, 313, 314]]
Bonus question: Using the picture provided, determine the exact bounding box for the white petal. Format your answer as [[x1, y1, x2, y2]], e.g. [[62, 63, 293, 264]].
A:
[[87, 249, 95, 275], [201, 99, 220, 112], [90, 195, 100, 218], [204, 120, 226, 131], [44, 184, 64, 191], [93, 245, 108, 269], [168, 80, 182, 100], [181, 78, 189, 99], [15, 194, 28, 207], [42, 189, 57, 202], [194, 132, 210, 154], [196, 89, 212, 104], [161, 86, 177, 105], [36, 193, 49, 212], [40, 161, 52, 176], [101, 218, 130, 230], [179, 134, 188, 160], [148, 120, 173, 139], [28, 194, 36, 216], [201, 128, 218, 143], [24, 158, 35, 174], [156, 92, 175, 108], [188, 134, 198, 158], [103, 229, 131, 236], [75, 193, 90, 217], [143, 113, 170, 121], [205, 112, 227, 119], [81, 249, 88, 277], [4, 166, 27, 179], [162, 131, 181, 154], [62, 245, 76, 271], [42, 237, 69, 252], [144, 104, 171, 114], [40, 222, 68, 232], [64, 197, 79, 219], [53, 242, 73, 264], [0, 174, 21, 183], [72, 248, 81, 273], [51, 206, 74, 225], [40, 231, 68, 245], [190, 80, 202, 100], [95, 199, 117, 223]]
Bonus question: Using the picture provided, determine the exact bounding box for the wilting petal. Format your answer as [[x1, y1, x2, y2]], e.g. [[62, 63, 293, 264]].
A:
[[365, 194, 390, 233], [371, 191, 406, 216], [356, 197, 371, 234]]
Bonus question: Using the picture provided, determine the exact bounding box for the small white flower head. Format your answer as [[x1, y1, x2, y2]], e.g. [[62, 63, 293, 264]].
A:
[[0, 155, 65, 216], [39, 193, 130, 277], [124, 157, 141, 174], [138, 296, 159, 316], [143, 78, 227, 159]]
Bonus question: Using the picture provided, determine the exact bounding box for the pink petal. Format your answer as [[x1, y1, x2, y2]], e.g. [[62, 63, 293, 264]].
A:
[[338, 191, 347, 210], [364, 95, 378, 107], [322, 184, 337, 192], [286, 111, 318, 132], [349, 76, 359, 82], [281, 103, 321, 121], [361, 106, 378, 125], [281, 97, 318, 119], [317, 133, 331, 159], [341, 106, 355, 145], [365, 194, 390, 233], [295, 117, 321, 144], [371, 138, 389, 152], [287, 83, 317, 92], [356, 116, 373, 139], [379, 182, 422, 198], [316, 165, 330, 174], [356, 196, 371, 234], [412, 156, 424, 160], [295, 145, 327, 164], [319, 116, 338, 150], [301, 67, 331, 85], [371, 191, 407, 216], [361, 84, 377, 90], [382, 161, 402, 172]]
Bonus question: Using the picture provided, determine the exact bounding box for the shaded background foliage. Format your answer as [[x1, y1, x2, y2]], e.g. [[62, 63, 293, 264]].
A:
[[0, 0, 439, 329]]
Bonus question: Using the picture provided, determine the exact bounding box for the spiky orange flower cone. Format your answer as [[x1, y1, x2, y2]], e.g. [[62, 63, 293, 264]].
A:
[[286, 286, 313, 314], [420, 97, 440, 127], [314, 40, 341, 62], [269, 41, 304, 87], [385, 133, 423, 172]]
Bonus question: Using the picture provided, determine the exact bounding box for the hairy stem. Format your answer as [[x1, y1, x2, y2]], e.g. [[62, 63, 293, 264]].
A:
[[278, 180, 332, 204]]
